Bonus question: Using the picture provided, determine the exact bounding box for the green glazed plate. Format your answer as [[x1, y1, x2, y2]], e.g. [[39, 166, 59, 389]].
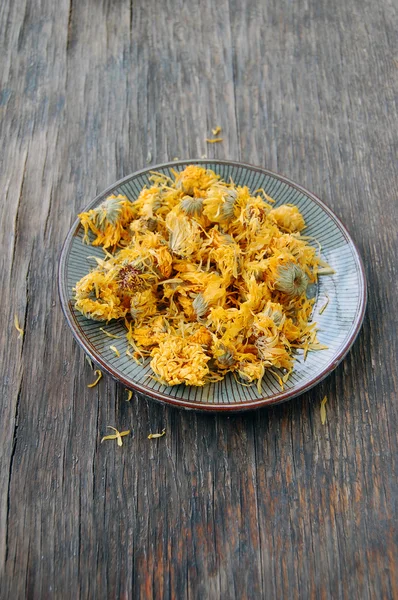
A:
[[58, 160, 367, 411]]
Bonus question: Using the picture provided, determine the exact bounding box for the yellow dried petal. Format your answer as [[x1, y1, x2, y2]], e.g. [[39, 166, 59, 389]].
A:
[[14, 314, 24, 339], [318, 267, 335, 276], [101, 426, 130, 446], [255, 188, 276, 204], [87, 369, 102, 388], [319, 294, 330, 315], [109, 345, 120, 357], [148, 428, 166, 439], [100, 328, 122, 339]]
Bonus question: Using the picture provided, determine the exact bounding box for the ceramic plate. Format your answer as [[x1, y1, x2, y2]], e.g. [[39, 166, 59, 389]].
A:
[[58, 160, 367, 411]]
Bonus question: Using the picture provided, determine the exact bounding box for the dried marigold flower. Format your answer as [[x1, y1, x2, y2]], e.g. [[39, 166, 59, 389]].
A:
[[180, 196, 204, 217], [216, 345, 235, 367], [150, 337, 210, 386], [74, 164, 333, 391], [275, 263, 309, 296], [117, 265, 142, 291], [192, 293, 209, 319], [268, 205, 305, 233], [78, 194, 135, 247]]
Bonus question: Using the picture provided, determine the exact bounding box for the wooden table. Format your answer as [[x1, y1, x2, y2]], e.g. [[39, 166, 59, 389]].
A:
[[1, 0, 397, 597]]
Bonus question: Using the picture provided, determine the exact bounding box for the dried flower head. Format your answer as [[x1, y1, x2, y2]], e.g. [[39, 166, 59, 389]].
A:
[[217, 345, 235, 367], [275, 263, 308, 296], [78, 194, 135, 247], [118, 264, 142, 291], [174, 165, 218, 194], [95, 197, 124, 229], [146, 217, 158, 232], [192, 293, 209, 319], [166, 212, 201, 256], [255, 335, 276, 360], [262, 302, 284, 326], [268, 205, 305, 233], [221, 189, 238, 221], [150, 337, 211, 386], [180, 196, 204, 217]]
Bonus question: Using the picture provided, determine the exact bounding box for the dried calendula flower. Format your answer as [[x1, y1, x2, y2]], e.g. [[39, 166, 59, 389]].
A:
[[166, 212, 201, 256], [148, 428, 166, 439], [192, 293, 209, 319], [180, 195, 204, 217], [79, 194, 135, 248], [88, 369, 102, 388], [275, 263, 309, 296], [203, 187, 238, 223], [101, 426, 130, 446], [268, 205, 305, 233], [74, 271, 127, 321], [150, 337, 210, 386], [117, 265, 143, 292], [96, 196, 123, 225], [74, 164, 333, 391], [14, 314, 24, 339], [215, 344, 235, 368], [320, 395, 328, 424], [262, 301, 284, 326]]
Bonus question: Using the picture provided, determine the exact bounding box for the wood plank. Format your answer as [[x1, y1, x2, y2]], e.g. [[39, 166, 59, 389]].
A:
[[0, 0, 397, 597]]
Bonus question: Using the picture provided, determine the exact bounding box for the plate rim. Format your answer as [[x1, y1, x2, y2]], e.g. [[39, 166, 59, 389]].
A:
[[58, 159, 367, 412]]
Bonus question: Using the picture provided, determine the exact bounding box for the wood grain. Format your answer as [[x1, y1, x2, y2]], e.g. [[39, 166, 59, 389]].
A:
[[1, 0, 397, 597]]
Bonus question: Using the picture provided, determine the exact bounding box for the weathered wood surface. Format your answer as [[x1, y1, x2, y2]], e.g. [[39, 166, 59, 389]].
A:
[[1, 0, 397, 597]]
